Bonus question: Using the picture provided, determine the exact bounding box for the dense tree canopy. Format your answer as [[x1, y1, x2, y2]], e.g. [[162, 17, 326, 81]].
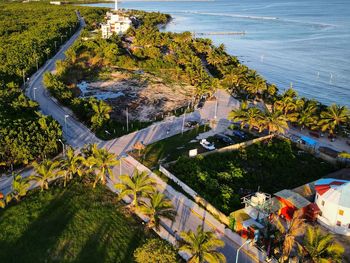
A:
[[0, 3, 109, 170]]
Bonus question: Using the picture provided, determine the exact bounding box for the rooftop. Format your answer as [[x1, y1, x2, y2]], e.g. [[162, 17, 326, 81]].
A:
[[274, 189, 311, 209]]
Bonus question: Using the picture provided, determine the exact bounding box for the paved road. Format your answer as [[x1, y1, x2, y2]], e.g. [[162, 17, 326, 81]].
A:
[[25, 16, 101, 148], [2, 14, 257, 263]]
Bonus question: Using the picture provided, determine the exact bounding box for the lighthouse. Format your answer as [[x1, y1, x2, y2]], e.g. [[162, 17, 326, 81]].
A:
[[114, 0, 118, 11]]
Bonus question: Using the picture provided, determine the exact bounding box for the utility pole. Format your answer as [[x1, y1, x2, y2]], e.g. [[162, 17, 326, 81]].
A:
[[126, 107, 129, 132], [54, 41, 57, 51], [22, 69, 25, 86], [34, 87, 37, 100], [36, 57, 39, 71], [64, 115, 69, 135], [58, 139, 65, 157], [181, 111, 186, 135]]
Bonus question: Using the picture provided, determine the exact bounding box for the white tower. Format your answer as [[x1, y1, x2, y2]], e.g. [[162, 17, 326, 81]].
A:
[[114, 0, 118, 11]]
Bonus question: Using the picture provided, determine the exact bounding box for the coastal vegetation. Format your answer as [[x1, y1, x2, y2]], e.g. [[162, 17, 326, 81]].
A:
[[169, 138, 334, 214], [0, 3, 108, 171], [229, 90, 350, 137], [179, 225, 226, 263]]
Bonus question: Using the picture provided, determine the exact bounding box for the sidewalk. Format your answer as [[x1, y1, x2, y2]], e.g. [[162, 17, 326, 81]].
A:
[[111, 155, 269, 263]]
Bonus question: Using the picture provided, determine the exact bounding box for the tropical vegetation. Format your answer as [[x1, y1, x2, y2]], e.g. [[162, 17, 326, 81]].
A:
[[169, 138, 334, 214], [134, 238, 178, 263], [0, 3, 109, 171], [303, 226, 344, 263], [179, 225, 226, 263], [114, 170, 156, 208], [139, 191, 177, 230]]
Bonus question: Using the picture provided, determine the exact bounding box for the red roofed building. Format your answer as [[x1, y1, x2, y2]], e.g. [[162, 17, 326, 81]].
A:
[[314, 178, 350, 236]]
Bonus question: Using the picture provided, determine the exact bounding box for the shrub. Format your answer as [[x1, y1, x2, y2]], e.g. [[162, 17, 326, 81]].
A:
[[134, 238, 178, 263]]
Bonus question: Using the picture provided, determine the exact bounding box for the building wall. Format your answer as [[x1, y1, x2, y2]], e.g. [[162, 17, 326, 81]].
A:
[[315, 192, 350, 235]]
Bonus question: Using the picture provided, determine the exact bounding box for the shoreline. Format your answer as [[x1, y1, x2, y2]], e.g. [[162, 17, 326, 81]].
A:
[[80, 2, 350, 108]]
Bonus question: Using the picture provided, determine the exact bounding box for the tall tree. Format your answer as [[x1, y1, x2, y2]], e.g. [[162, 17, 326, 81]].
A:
[[261, 110, 289, 134], [86, 144, 119, 188], [60, 146, 85, 187], [303, 226, 344, 263], [90, 100, 112, 131], [179, 225, 226, 263], [10, 174, 30, 202], [318, 104, 349, 135], [114, 170, 156, 208], [30, 159, 61, 191], [273, 210, 305, 262], [139, 191, 176, 230]]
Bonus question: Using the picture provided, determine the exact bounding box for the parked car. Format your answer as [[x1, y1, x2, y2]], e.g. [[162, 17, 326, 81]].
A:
[[319, 146, 339, 158], [214, 133, 234, 144], [196, 97, 206, 109], [200, 139, 216, 151], [185, 121, 198, 128], [309, 131, 320, 138], [328, 134, 336, 142], [232, 130, 246, 139]]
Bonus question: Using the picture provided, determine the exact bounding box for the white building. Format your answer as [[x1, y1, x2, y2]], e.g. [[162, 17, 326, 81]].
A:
[[101, 0, 131, 39], [315, 178, 350, 236]]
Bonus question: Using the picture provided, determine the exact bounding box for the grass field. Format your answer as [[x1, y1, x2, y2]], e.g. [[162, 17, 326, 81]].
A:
[[0, 180, 154, 262], [134, 125, 210, 169]]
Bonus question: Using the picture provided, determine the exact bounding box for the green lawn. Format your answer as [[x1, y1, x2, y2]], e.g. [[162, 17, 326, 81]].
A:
[[0, 180, 154, 262], [135, 125, 210, 169]]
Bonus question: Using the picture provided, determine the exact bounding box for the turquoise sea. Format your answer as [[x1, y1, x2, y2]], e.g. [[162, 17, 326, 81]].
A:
[[84, 0, 350, 106]]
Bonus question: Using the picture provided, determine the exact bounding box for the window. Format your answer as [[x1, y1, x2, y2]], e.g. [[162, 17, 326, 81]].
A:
[[321, 200, 325, 206], [339, 209, 344, 216], [336, 221, 341, 226]]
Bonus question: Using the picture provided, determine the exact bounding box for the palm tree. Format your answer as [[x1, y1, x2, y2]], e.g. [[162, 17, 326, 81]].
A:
[[60, 146, 85, 187], [245, 77, 267, 98], [86, 144, 119, 188], [31, 159, 61, 191], [303, 226, 344, 263], [10, 174, 30, 201], [139, 191, 176, 230], [273, 210, 305, 262], [179, 225, 226, 263], [229, 107, 263, 131], [261, 110, 289, 134], [318, 104, 349, 135], [297, 102, 318, 129], [91, 100, 112, 131], [114, 170, 156, 208]]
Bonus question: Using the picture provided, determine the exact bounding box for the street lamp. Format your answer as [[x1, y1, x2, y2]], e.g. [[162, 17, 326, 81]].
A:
[[117, 152, 128, 176], [181, 111, 186, 135], [58, 139, 65, 157], [33, 87, 37, 100], [235, 239, 252, 263], [64, 115, 69, 135]]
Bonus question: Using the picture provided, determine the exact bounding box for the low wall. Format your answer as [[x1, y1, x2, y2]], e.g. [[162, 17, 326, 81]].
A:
[[160, 165, 230, 226], [201, 134, 274, 157]]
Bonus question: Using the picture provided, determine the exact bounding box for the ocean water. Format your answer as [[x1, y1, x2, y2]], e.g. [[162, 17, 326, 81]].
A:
[[84, 0, 350, 107]]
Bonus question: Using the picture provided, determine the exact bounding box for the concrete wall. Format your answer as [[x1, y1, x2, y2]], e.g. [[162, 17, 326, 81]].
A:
[[201, 134, 274, 157], [160, 165, 230, 226]]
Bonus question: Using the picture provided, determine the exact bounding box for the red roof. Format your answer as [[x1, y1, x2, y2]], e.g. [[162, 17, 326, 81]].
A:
[[315, 181, 346, 196]]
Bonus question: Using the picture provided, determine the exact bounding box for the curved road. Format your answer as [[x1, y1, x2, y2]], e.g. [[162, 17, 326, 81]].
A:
[[6, 13, 257, 263], [25, 16, 101, 148]]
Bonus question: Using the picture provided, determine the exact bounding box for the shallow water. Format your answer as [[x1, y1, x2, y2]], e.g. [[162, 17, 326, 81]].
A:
[[83, 0, 350, 106]]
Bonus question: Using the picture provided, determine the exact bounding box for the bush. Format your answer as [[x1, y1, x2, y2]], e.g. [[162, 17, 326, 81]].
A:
[[134, 238, 178, 263]]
